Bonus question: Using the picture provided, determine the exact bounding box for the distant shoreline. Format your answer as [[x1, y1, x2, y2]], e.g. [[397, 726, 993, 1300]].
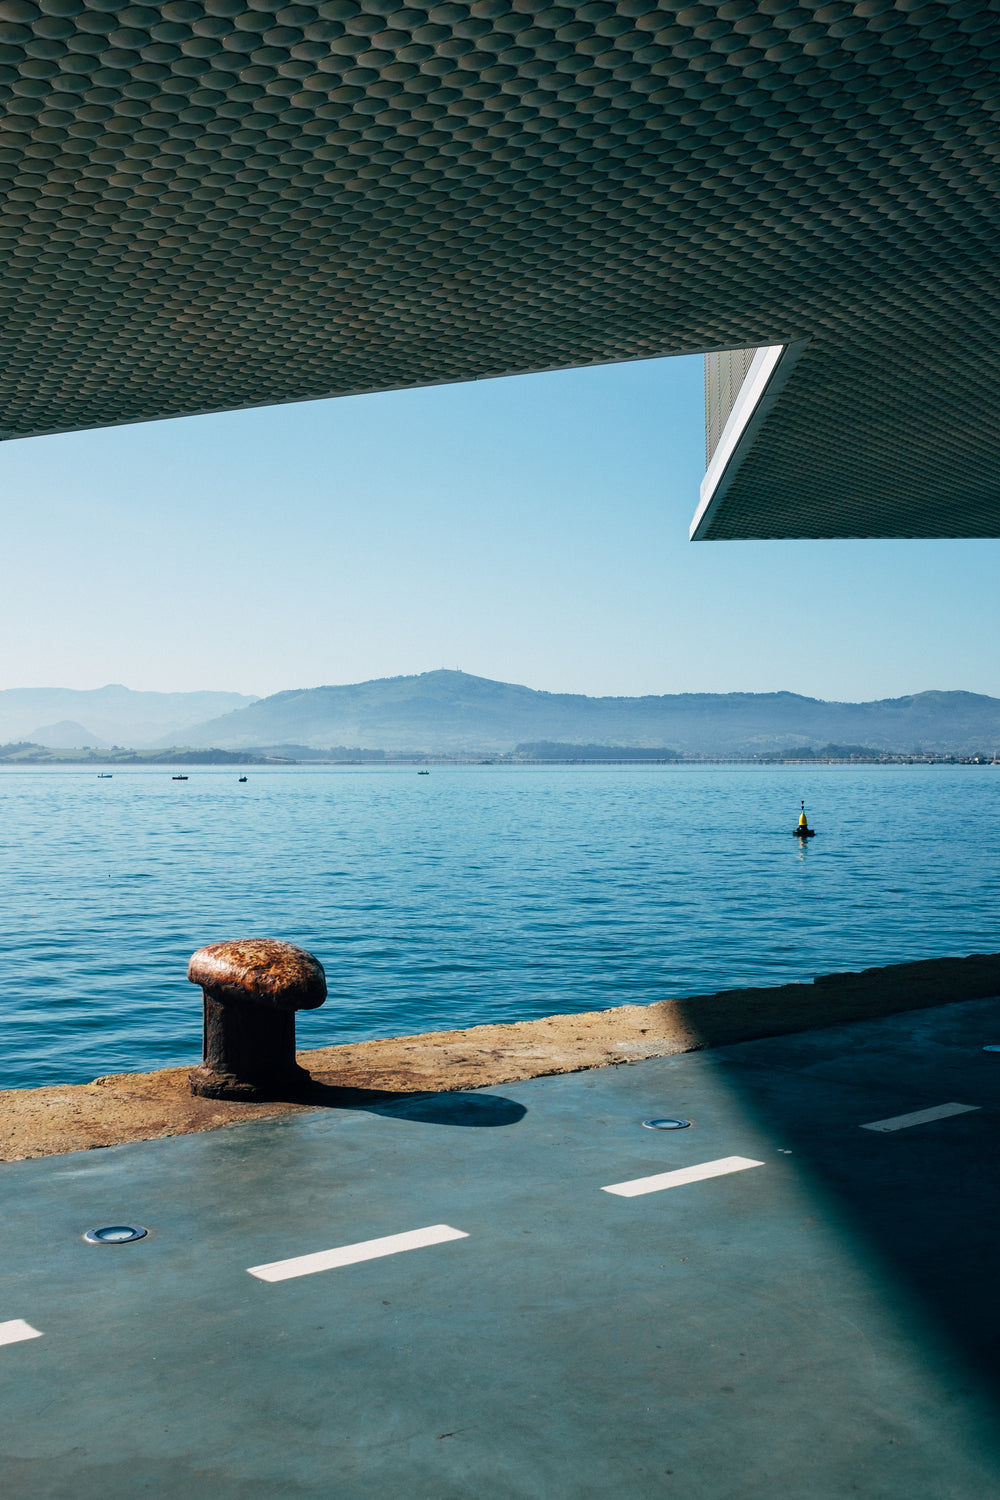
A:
[[0, 747, 995, 768]]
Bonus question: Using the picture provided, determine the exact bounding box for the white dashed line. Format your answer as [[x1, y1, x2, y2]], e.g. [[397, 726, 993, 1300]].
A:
[[860, 1102, 980, 1133], [602, 1156, 765, 1198], [0, 1320, 43, 1348], [247, 1224, 469, 1282]]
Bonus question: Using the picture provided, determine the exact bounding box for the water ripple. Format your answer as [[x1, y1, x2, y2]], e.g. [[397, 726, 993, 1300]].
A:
[[2, 762, 999, 1088]]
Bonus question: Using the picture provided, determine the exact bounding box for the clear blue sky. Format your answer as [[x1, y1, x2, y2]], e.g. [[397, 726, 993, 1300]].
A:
[[1, 353, 997, 703]]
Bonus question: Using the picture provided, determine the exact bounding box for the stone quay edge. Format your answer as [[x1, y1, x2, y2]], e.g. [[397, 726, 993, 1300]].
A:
[[3, 952, 999, 1163]]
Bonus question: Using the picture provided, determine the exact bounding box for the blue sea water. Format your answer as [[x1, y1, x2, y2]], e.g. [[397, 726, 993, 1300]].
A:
[[2, 762, 999, 1091]]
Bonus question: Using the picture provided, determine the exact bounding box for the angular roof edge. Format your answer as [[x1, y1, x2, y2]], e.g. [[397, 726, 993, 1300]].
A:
[[691, 342, 809, 543]]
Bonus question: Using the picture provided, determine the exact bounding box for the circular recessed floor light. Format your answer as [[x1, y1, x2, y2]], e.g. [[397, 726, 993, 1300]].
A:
[[642, 1117, 691, 1130], [83, 1224, 148, 1244]]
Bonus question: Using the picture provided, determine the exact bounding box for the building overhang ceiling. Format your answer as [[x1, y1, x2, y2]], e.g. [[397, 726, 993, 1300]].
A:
[[1, 0, 998, 538]]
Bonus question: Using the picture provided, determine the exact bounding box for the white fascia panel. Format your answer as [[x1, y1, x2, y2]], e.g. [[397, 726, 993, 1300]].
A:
[[690, 340, 807, 541]]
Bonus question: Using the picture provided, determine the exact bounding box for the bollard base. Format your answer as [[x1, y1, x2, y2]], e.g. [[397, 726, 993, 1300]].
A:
[[188, 1062, 315, 1103]]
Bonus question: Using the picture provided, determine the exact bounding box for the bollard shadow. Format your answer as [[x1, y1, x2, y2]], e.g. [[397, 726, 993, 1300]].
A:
[[284, 1080, 527, 1128], [370, 1091, 527, 1127]]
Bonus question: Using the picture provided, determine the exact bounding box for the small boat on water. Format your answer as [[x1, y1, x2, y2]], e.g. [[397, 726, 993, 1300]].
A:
[[417, 770, 430, 775], [97, 773, 112, 779], [238, 776, 248, 783], [172, 775, 188, 781]]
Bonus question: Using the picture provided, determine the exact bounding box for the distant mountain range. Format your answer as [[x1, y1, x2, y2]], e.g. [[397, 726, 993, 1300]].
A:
[[0, 686, 258, 749], [3, 674, 1000, 756], [158, 671, 1000, 756]]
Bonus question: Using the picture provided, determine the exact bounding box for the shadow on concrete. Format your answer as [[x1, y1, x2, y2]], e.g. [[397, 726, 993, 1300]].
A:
[[372, 1091, 528, 1126], [672, 991, 1000, 1404], [288, 1081, 528, 1127]]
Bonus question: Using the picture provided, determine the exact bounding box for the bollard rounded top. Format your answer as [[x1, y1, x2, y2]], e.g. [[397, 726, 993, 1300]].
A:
[[188, 938, 326, 1011]]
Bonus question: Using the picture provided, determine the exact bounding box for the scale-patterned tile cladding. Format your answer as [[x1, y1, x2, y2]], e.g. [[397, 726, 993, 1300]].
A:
[[0, 0, 999, 536]]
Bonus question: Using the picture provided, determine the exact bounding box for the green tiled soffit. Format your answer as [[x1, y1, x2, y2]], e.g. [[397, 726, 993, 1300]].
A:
[[1, 0, 999, 538]]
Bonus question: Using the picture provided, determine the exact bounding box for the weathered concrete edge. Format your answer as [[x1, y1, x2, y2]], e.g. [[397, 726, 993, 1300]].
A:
[[3, 952, 999, 1163]]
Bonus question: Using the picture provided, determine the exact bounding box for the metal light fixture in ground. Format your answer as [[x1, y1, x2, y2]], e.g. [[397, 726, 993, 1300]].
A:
[[642, 1118, 691, 1131], [83, 1225, 148, 1245]]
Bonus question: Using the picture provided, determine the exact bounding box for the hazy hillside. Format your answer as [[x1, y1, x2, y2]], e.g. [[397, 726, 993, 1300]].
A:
[[29, 720, 108, 749], [0, 686, 258, 748], [169, 672, 1000, 756]]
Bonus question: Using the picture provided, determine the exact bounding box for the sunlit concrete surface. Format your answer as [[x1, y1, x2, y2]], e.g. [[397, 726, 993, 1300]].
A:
[[1, 997, 998, 1498], [2, 3, 1000, 535]]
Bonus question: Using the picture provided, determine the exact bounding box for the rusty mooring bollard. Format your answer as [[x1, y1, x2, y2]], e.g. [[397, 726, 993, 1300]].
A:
[[187, 938, 327, 1101]]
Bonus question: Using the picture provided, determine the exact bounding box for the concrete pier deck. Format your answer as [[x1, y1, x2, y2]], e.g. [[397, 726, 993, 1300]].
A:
[[1, 996, 997, 1498]]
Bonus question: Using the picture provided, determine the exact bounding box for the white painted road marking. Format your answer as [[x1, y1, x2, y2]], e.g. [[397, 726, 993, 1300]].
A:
[[0, 1320, 43, 1347], [602, 1156, 765, 1198], [247, 1224, 469, 1282], [860, 1102, 980, 1133]]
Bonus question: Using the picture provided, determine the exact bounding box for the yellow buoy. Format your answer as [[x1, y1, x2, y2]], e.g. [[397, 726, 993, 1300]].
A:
[[794, 799, 815, 836]]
